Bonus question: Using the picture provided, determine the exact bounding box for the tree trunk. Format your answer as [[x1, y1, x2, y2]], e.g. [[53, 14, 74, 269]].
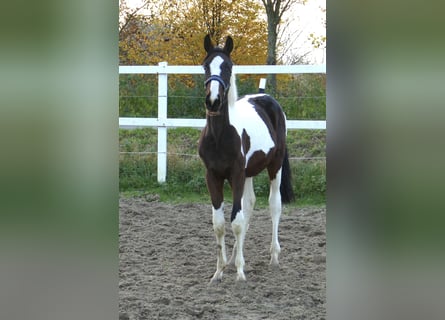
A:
[[263, 0, 282, 95], [266, 14, 278, 94], [262, 0, 299, 94]]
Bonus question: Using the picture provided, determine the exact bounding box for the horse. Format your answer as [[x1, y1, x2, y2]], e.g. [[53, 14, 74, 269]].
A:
[[198, 35, 295, 282]]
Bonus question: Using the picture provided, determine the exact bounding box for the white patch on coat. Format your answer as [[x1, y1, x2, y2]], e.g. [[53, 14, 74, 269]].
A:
[[208, 56, 224, 103], [228, 94, 275, 167]]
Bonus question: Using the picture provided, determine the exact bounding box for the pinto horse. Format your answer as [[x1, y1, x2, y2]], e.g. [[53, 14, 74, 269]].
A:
[[198, 35, 294, 282]]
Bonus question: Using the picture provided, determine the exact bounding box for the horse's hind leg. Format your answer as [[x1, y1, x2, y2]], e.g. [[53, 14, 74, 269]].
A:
[[228, 177, 255, 266], [243, 177, 256, 231], [269, 168, 282, 266]]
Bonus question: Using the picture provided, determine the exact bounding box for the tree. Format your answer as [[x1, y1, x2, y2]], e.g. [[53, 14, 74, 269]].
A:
[[119, 0, 268, 66], [119, 0, 152, 35], [119, 0, 161, 65], [261, 0, 305, 92]]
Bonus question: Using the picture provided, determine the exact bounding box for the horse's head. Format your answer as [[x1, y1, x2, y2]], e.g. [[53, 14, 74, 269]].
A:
[[202, 34, 233, 115]]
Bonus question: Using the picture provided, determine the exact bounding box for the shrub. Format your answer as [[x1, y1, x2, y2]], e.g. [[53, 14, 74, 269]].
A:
[[119, 73, 326, 120]]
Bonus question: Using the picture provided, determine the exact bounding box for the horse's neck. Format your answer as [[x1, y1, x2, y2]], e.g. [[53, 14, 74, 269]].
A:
[[206, 73, 237, 141], [207, 103, 229, 140]]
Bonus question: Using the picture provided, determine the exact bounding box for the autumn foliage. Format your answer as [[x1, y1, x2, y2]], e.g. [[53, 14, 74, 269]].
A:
[[119, 0, 268, 66]]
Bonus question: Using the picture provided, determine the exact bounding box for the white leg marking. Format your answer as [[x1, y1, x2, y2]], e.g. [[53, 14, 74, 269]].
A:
[[228, 178, 256, 266], [211, 203, 227, 283], [269, 169, 282, 266], [228, 241, 237, 266], [231, 210, 246, 281]]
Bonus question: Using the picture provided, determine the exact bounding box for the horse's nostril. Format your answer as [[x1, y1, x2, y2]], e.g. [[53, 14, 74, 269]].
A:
[[210, 98, 220, 111], [206, 94, 221, 111]]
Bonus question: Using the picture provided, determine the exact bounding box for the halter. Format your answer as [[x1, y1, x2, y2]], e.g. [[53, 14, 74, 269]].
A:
[[204, 75, 230, 93]]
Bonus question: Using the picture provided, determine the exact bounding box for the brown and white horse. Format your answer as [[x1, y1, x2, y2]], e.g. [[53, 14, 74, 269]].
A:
[[198, 35, 294, 282]]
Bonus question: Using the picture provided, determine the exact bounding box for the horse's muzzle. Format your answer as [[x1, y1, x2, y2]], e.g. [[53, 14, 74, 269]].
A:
[[206, 94, 221, 113]]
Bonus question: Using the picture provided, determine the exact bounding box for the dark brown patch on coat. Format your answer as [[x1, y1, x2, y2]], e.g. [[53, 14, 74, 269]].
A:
[[241, 129, 250, 156], [245, 150, 267, 177]]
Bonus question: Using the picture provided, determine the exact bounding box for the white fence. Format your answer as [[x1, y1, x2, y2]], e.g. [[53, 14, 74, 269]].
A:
[[119, 62, 326, 182]]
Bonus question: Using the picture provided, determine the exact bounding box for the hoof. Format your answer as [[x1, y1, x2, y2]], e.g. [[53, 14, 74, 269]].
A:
[[210, 272, 223, 284], [270, 252, 280, 267], [270, 262, 280, 271], [236, 273, 246, 281], [209, 277, 222, 285], [270, 256, 280, 268]]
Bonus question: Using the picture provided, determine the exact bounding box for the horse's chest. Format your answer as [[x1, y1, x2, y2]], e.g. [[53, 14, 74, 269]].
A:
[[199, 131, 244, 174]]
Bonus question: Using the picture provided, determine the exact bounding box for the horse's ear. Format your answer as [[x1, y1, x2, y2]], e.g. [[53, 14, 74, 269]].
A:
[[204, 34, 213, 53], [224, 36, 234, 55]]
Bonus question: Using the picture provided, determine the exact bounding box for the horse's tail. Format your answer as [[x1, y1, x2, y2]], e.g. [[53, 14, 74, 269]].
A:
[[280, 147, 295, 203]]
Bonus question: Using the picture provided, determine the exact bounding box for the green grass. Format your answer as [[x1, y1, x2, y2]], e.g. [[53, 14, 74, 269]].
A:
[[119, 127, 326, 207]]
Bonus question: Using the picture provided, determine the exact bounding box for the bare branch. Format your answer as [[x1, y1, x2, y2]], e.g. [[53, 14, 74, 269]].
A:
[[119, 0, 152, 34], [278, 0, 300, 21]]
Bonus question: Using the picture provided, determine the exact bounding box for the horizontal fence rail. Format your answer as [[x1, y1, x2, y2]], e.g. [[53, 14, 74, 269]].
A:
[[119, 62, 326, 182], [119, 64, 326, 75], [118, 117, 327, 130]]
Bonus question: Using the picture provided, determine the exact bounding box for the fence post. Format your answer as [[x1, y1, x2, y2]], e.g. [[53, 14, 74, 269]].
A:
[[258, 78, 267, 93], [157, 62, 168, 183]]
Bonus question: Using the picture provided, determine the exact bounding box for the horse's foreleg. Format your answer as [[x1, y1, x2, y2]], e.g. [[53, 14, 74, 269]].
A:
[[269, 168, 282, 266], [227, 242, 237, 266], [230, 175, 247, 281], [207, 173, 226, 283], [211, 202, 227, 283], [228, 177, 255, 266], [231, 207, 246, 281]]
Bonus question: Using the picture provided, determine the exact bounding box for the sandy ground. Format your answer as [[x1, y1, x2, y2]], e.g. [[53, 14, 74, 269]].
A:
[[119, 197, 326, 320]]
